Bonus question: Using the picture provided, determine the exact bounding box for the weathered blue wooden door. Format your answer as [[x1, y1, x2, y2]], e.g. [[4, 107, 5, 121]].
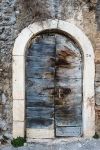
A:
[[26, 33, 82, 138]]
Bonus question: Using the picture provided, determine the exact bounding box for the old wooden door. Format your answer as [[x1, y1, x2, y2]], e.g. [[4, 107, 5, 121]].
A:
[[26, 33, 82, 138]]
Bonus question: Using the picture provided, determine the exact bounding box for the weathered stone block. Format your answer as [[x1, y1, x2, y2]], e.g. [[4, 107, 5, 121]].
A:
[[95, 82, 100, 105], [96, 106, 100, 135], [13, 100, 25, 121], [13, 56, 25, 100], [13, 28, 33, 56], [95, 51, 100, 63], [13, 121, 25, 138], [96, 64, 100, 81]]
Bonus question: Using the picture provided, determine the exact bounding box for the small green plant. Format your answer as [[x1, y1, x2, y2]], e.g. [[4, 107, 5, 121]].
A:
[[93, 133, 99, 139], [11, 137, 26, 147]]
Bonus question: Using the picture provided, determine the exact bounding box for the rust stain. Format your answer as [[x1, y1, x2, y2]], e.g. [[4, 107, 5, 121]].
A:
[[58, 47, 77, 57], [52, 88, 71, 98], [56, 49, 77, 68], [43, 72, 55, 78], [55, 100, 64, 105], [56, 58, 70, 68]]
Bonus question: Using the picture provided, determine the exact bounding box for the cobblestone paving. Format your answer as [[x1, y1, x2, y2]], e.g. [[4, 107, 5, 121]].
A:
[[0, 138, 100, 150]]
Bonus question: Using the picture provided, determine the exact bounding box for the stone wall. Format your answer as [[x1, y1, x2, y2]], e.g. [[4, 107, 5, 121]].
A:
[[0, 0, 100, 144], [95, 0, 100, 134], [0, 0, 17, 144]]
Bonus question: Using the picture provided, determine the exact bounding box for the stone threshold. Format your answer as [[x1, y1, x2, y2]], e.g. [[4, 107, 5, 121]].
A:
[[26, 137, 90, 144]]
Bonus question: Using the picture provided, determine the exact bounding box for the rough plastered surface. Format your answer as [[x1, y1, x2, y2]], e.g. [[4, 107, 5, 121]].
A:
[[0, 0, 100, 145]]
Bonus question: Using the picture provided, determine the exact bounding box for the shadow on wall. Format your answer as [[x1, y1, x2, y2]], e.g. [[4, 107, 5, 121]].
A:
[[96, 0, 100, 31]]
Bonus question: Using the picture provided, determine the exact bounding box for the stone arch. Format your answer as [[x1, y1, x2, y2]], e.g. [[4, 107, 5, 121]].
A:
[[12, 19, 95, 138]]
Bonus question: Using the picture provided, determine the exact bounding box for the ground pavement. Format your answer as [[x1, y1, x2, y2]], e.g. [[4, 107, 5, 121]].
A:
[[0, 138, 100, 150]]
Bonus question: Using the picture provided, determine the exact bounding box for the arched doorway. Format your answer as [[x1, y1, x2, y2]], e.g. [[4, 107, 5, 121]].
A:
[[26, 32, 83, 138], [12, 20, 95, 138]]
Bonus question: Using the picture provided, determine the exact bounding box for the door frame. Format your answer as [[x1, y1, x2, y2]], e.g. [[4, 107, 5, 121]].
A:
[[12, 19, 95, 138]]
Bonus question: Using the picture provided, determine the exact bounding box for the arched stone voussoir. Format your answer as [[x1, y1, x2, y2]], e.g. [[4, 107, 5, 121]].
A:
[[13, 27, 34, 56]]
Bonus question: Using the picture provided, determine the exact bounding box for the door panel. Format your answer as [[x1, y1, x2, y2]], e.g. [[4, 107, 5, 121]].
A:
[[55, 106, 82, 126], [55, 34, 82, 137], [56, 127, 81, 137], [26, 67, 55, 79], [26, 78, 54, 96], [27, 44, 55, 57], [26, 35, 55, 138], [27, 107, 54, 128], [26, 95, 54, 107]]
